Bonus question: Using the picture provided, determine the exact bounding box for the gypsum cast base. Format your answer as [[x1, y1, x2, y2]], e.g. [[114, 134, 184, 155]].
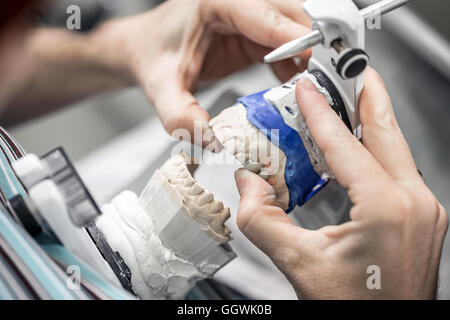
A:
[[96, 153, 235, 299]]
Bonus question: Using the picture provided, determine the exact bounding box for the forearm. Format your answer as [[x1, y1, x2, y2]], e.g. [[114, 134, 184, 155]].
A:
[[1, 27, 135, 125]]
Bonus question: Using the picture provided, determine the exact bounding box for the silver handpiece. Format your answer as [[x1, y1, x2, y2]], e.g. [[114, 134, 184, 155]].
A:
[[264, 0, 415, 63]]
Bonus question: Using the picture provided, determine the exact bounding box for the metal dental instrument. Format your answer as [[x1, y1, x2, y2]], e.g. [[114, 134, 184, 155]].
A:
[[261, 0, 417, 139], [264, 0, 415, 64]]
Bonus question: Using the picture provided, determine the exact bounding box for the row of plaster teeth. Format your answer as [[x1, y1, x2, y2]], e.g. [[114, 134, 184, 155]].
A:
[[210, 107, 273, 172], [209, 104, 290, 211], [158, 153, 231, 241]]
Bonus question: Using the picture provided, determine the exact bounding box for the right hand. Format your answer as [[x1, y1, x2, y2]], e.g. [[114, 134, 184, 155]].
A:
[[234, 68, 448, 299]]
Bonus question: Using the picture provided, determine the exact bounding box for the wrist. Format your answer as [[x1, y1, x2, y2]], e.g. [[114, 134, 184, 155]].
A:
[[88, 20, 138, 87]]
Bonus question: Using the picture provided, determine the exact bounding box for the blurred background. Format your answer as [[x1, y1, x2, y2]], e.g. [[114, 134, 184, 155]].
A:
[[7, 0, 450, 299]]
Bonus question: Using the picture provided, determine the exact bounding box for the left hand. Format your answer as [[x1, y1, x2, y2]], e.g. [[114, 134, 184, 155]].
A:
[[95, 0, 312, 141]]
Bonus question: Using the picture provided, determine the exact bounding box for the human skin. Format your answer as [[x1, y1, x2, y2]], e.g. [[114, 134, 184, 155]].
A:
[[234, 68, 449, 299], [0, 0, 312, 138], [3, 0, 447, 300]]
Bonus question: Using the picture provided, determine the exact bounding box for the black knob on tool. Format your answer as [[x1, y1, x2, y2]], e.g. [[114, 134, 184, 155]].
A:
[[332, 40, 369, 79]]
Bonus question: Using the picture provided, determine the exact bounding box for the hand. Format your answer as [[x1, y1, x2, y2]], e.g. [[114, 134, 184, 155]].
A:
[[95, 0, 312, 140], [234, 68, 449, 299]]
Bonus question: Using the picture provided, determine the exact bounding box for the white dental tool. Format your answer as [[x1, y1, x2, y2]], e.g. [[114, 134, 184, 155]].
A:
[[264, 0, 415, 135]]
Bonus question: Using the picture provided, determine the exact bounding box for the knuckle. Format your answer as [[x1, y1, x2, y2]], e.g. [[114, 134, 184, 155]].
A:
[[440, 213, 449, 234], [322, 133, 357, 164], [235, 211, 248, 232], [261, 190, 279, 206], [266, 7, 285, 25], [415, 190, 441, 224], [273, 246, 300, 268], [437, 204, 449, 232], [264, 8, 288, 46], [392, 191, 415, 225], [236, 202, 259, 232], [374, 112, 400, 132], [397, 188, 445, 230], [362, 104, 399, 133]]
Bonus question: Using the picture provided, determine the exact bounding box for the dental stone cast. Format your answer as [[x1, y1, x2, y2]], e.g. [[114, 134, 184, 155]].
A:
[[96, 153, 235, 299], [210, 71, 334, 213], [143, 153, 231, 242], [210, 105, 290, 210]]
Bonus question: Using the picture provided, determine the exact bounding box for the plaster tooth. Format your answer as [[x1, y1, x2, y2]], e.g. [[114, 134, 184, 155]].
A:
[[182, 177, 195, 187], [190, 183, 204, 196], [179, 169, 190, 178], [224, 227, 231, 237], [211, 122, 228, 132], [209, 116, 220, 127], [224, 139, 239, 156], [234, 153, 246, 164], [261, 166, 274, 178], [197, 192, 214, 207], [244, 161, 262, 173], [172, 157, 185, 166], [206, 216, 223, 234], [211, 200, 224, 213], [220, 208, 231, 223]]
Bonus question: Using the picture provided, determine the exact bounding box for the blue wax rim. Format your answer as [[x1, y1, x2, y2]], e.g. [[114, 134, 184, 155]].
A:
[[238, 90, 328, 213]]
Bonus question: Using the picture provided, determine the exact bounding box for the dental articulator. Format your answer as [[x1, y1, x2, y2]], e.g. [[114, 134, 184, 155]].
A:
[[211, 0, 415, 213], [4, 0, 413, 300]]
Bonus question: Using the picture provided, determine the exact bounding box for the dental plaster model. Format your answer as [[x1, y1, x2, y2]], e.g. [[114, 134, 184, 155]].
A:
[[210, 105, 291, 210], [96, 153, 235, 300], [210, 71, 334, 213]]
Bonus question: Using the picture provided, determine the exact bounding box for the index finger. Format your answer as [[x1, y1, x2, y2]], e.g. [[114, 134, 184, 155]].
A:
[[202, 0, 312, 59], [359, 68, 421, 184], [295, 77, 391, 189]]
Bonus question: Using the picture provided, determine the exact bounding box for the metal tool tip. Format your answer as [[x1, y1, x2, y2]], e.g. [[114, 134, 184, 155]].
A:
[[263, 53, 276, 64], [264, 48, 286, 64]]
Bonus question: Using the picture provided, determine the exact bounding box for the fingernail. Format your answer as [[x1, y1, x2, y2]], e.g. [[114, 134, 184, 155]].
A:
[[234, 169, 249, 195]]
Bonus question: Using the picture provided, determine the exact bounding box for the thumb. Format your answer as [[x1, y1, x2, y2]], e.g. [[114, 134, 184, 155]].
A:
[[151, 81, 213, 147], [234, 169, 309, 262]]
